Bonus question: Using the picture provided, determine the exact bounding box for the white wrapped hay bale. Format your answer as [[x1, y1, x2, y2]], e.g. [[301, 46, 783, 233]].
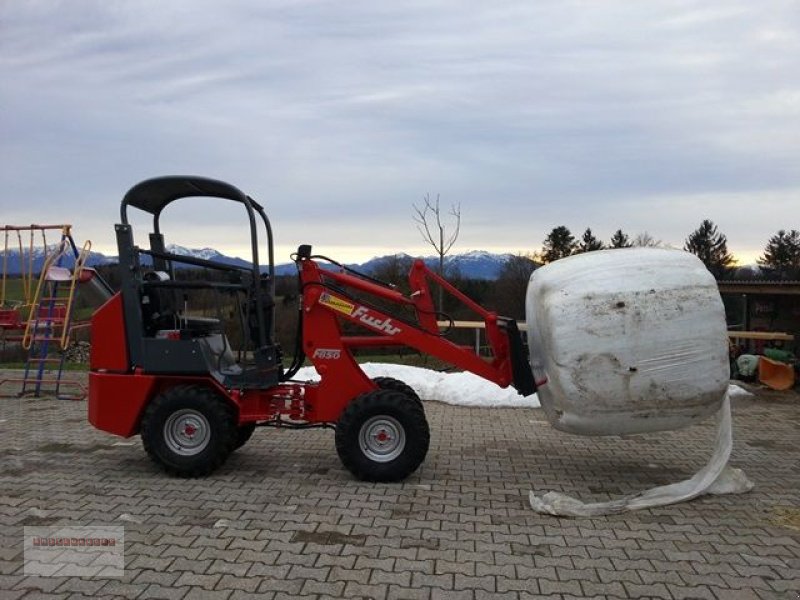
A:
[[526, 247, 729, 436], [525, 248, 752, 517]]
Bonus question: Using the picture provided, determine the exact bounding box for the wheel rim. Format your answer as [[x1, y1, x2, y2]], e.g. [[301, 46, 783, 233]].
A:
[[359, 415, 405, 463], [164, 409, 211, 456]]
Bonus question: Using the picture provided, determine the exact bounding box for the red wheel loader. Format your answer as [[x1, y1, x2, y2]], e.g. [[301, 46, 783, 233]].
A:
[[88, 176, 535, 481]]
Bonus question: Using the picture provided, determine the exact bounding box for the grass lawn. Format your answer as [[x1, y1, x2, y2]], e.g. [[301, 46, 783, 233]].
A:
[[1, 277, 32, 305]]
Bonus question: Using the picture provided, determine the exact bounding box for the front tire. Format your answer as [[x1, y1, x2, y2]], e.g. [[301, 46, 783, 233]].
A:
[[335, 389, 430, 482], [372, 376, 423, 408], [140, 385, 237, 477]]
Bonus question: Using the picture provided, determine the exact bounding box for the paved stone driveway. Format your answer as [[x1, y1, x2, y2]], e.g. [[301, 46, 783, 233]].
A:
[[0, 374, 798, 599]]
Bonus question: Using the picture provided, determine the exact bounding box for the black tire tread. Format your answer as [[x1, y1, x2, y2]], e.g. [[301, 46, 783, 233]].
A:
[[234, 423, 257, 450], [140, 384, 238, 478], [372, 376, 423, 408], [335, 389, 430, 483]]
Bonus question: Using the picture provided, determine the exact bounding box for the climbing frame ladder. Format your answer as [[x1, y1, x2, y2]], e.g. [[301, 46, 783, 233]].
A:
[[0, 225, 92, 400], [1, 224, 68, 351], [19, 239, 92, 399]]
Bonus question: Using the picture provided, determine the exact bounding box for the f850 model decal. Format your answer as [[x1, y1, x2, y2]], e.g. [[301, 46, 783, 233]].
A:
[[352, 306, 401, 335], [313, 348, 341, 360]]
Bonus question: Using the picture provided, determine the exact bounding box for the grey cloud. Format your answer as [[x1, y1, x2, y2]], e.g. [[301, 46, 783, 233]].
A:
[[1, 0, 797, 262]]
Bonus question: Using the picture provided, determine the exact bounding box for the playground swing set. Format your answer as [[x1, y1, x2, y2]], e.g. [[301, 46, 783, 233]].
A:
[[0, 224, 106, 400]]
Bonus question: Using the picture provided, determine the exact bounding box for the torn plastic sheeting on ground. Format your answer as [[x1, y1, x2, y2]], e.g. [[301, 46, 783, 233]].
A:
[[528, 392, 754, 517]]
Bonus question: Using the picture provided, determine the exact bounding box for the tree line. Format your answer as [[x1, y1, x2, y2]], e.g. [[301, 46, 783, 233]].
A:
[[90, 213, 798, 342], [533, 221, 800, 280], [409, 195, 798, 318], [473, 221, 799, 321]]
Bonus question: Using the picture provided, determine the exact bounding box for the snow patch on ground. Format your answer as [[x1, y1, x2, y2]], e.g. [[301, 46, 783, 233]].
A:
[[294, 363, 753, 410], [294, 362, 540, 408]]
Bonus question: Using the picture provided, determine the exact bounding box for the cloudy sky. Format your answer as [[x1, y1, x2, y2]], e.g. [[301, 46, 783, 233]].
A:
[[1, 1, 797, 265]]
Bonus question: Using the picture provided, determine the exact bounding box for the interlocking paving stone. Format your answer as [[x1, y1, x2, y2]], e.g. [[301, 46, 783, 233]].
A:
[[137, 583, 190, 599], [0, 372, 798, 599]]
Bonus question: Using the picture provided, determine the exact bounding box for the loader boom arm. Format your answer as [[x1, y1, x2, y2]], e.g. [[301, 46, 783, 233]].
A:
[[298, 255, 535, 409]]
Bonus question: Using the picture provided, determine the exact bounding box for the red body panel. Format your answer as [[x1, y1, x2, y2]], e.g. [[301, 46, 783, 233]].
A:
[[90, 293, 129, 372], [88, 257, 517, 438], [89, 371, 243, 437], [88, 372, 157, 437]]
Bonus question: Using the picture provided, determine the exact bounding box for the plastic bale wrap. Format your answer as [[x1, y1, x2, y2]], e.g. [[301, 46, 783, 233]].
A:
[[524, 248, 753, 517], [526, 248, 729, 436]]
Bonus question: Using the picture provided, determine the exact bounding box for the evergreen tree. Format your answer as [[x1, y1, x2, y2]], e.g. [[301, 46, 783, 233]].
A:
[[757, 229, 800, 279], [609, 229, 632, 248], [538, 226, 577, 263], [576, 228, 604, 253], [683, 219, 736, 279]]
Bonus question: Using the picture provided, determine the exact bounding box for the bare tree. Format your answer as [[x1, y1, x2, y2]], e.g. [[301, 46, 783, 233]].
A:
[[633, 231, 665, 248], [370, 253, 415, 293], [413, 193, 461, 310]]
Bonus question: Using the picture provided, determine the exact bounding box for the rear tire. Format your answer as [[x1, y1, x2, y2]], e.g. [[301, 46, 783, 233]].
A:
[[335, 389, 430, 482], [141, 385, 237, 477], [234, 423, 256, 450]]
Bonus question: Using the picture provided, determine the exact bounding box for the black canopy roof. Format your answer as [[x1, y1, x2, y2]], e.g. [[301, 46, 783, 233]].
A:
[[121, 176, 263, 222]]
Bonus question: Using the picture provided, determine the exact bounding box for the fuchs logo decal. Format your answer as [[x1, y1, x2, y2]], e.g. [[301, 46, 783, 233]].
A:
[[312, 348, 341, 360], [319, 292, 355, 316], [352, 306, 401, 335]]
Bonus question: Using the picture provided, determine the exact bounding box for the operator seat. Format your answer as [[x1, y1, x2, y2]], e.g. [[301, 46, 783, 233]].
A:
[[141, 271, 176, 336]]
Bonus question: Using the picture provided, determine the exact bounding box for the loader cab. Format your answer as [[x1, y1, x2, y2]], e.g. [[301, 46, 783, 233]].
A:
[[115, 176, 281, 388]]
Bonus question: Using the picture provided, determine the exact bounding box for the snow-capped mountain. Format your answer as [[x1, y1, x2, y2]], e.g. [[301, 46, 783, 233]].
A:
[[350, 250, 513, 280], [444, 250, 514, 279], [161, 244, 252, 269], [0, 244, 116, 274], [0, 243, 245, 274], [1, 244, 514, 280], [165, 244, 221, 261]]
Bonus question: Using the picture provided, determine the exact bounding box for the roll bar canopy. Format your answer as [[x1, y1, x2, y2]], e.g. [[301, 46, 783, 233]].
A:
[[120, 176, 264, 224], [118, 175, 276, 347], [120, 175, 272, 272]]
